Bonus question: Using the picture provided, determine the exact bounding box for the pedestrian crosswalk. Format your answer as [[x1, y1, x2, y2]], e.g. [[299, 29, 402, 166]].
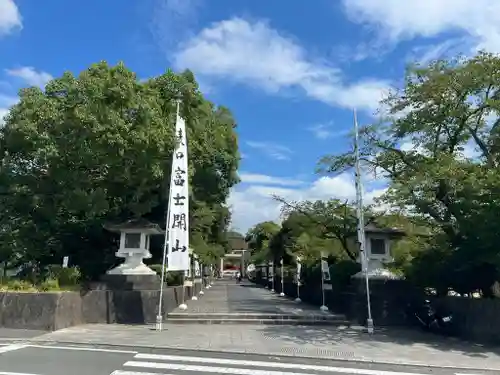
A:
[[109, 352, 476, 375]]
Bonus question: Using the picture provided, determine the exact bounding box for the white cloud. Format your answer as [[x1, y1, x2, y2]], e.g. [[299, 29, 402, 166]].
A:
[[174, 17, 390, 112], [309, 123, 333, 140], [246, 140, 293, 161], [0, 0, 22, 36], [6, 67, 53, 87], [0, 94, 17, 127], [0, 108, 8, 127], [408, 38, 468, 66], [308, 122, 350, 140], [228, 173, 387, 233], [400, 138, 482, 160], [342, 0, 500, 53], [239, 173, 304, 186]]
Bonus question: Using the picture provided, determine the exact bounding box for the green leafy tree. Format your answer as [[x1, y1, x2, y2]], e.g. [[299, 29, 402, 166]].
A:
[[275, 197, 378, 262], [0, 62, 240, 280], [245, 221, 280, 263], [318, 52, 500, 295]]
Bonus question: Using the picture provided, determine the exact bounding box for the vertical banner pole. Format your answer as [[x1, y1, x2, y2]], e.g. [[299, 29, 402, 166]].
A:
[[354, 108, 374, 333]]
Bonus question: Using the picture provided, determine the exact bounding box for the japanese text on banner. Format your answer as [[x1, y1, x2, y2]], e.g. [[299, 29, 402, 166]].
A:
[[166, 113, 190, 271]]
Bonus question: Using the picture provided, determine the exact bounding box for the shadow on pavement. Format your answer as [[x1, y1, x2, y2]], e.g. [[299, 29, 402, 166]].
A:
[[241, 281, 500, 360], [260, 324, 500, 360]]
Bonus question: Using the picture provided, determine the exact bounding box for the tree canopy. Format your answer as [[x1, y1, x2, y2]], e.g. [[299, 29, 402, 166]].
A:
[[0, 61, 240, 280], [319, 52, 500, 296], [248, 52, 500, 297]]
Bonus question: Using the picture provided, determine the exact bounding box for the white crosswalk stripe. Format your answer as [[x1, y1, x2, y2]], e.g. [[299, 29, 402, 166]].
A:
[[109, 352, 478, 375]]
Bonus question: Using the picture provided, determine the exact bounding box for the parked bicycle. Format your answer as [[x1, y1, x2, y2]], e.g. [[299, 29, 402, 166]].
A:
[[406, 299, 454, 335]]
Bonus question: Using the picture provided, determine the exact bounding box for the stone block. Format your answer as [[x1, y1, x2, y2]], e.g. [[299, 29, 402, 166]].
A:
[[0, 292, 83, 331], [0, 284, 189, 330], [99, 274, 162, 291]]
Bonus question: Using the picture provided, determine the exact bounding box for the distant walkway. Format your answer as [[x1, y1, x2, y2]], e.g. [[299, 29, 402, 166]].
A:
[[170, 279, 341, 318]]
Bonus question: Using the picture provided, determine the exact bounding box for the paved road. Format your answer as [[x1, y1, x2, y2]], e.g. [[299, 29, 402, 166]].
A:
[[0, 343, 494, 375]]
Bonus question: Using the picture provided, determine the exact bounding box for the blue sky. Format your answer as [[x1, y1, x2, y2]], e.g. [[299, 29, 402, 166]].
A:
[[1, 0, 499, 233]]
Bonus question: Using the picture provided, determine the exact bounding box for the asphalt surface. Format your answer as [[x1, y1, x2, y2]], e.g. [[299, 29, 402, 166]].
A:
[[0, 342, 495, 375]]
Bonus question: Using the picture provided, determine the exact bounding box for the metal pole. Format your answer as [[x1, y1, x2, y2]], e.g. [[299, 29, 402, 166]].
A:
[[156, 225, 169, 330], [280, 258, 285, 296], [271, 262, 275, 292], [354, 108, 374, 334], [295, 256, 301, 302], [321, 271, 325, 305], [179, 272, 187, 309], [157, 102, 180, 331], [191, 254, 198, 301], [199, 262, 205, 295]]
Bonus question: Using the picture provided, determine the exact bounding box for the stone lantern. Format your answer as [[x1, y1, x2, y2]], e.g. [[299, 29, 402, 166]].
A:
[[104, 219, 165, 276], [352, 223, 405, 280]]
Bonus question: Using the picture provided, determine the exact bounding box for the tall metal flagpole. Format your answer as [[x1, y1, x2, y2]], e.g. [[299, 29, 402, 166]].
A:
[[354, 108, 374, 334], [156, 100, 181, 331]]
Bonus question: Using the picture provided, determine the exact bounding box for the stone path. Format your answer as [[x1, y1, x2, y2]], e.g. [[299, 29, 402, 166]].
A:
[[166, 280, 346, 324], [29, 280, 500, 369], [170, 280, 339, 316]]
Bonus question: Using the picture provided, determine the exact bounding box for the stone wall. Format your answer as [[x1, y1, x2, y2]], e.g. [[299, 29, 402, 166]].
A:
[[0, 282, 202, 331], [254, 274, 500, 344]]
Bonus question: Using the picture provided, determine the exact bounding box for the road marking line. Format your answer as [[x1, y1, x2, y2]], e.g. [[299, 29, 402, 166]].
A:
[[0, 372, 39, 375], [27, 344, 137, 354], [455, 373, 485, 375], [111, 372, 176, 375], [124, 360, 429, 375], [0, 344, 28, 354], [133, 353, 427, 375]]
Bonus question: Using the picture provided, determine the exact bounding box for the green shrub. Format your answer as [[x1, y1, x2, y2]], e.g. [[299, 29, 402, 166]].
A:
[[48, 265, 81, 287], [2, 279, 37, 292], [39, 278, 60, 292], [149, 264, 184, 286], [329, 260, 361, 287], [166, 271, 184, 286], [149, 264, 165, 275]]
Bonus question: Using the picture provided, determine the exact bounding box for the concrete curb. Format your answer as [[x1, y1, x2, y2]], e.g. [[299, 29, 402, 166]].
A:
[[28, 339, 500, 371]]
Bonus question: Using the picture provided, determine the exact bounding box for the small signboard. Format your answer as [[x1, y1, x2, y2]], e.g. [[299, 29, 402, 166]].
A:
[[62, 256, 69, 268]]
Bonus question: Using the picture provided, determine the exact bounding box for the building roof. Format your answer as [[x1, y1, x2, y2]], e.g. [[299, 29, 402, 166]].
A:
[[227, 231, 248, 250], [103, 218, 165, 234], [364, 222, 405, 237]]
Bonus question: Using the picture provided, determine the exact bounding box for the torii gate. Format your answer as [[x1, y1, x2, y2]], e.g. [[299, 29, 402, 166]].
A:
[[220, 249, 249, 277]]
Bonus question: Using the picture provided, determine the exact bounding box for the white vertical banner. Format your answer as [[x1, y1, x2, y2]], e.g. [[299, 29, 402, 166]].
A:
[[194, 255, 201, 277], [321, 251, 331, 281], [166, 110, 190, 271], [296, 255, 302, 284]]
